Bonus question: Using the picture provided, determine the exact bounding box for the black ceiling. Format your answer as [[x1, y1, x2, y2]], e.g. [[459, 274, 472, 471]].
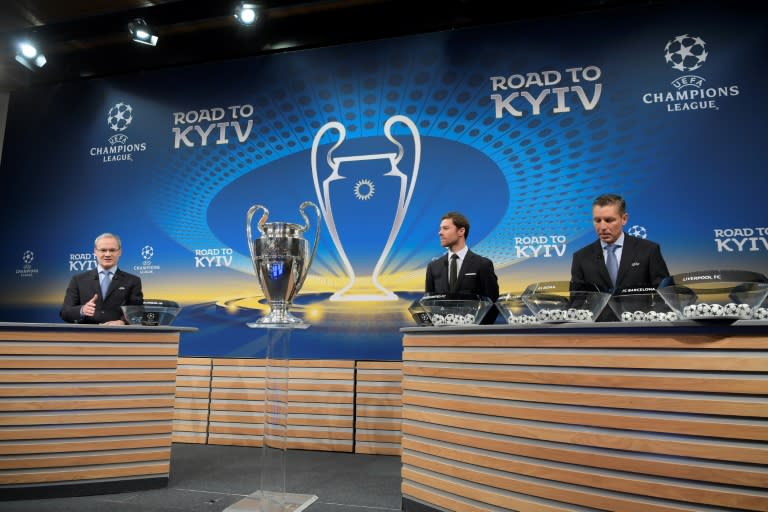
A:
[[0, 0, 691, 93]]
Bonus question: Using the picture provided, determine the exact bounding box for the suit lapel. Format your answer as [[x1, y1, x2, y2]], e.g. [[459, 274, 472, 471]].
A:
[[456, 250, 474, 290], [438, 255, 450, 291], [615, 234, 633, 289], [103, 268, 120, 300], [590, 242, 613, 291], [86, 269, 102, 299]]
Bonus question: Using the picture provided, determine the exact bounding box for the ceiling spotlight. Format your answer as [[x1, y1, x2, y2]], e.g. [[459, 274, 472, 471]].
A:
[[15, 41, 47, 71], [128, 18, 159, 46], [235, 3, 259, 25]]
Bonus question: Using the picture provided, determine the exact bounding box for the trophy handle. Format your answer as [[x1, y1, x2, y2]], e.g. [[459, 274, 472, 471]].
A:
[[245, 204, 269, 271], [296, 201, 321, 295], [384, 115, 420, 215], [311, 121, 346, 221]]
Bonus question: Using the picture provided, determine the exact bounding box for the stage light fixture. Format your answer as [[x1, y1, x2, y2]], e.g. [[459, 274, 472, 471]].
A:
[[235, 3, 259, 25], [15, 41, 47, 71], [128, 18, 159, 46]]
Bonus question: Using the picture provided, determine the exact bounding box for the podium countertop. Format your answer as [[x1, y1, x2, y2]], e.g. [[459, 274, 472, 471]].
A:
[[401, 319, 768, 335], [0, 321, 198, 332]]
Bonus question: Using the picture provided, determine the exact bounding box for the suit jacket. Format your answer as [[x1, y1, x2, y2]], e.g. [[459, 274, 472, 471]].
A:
[[570, 234, 670, 320], [60, 268, 144, 324], [425, 249, 500, 324]]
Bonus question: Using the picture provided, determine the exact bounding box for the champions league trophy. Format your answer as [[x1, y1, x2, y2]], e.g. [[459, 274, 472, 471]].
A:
[[228, 203, 321, 512], [245, 201, 320, 328], [311, 115, 421, 301]]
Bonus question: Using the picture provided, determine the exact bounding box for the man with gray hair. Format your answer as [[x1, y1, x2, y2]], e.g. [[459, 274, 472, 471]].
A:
[[60, 233, 143, 324]]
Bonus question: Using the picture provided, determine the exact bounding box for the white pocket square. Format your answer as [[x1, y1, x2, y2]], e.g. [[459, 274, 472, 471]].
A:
[[465, 272, 477, 276], [631, 262, 640, 267], [119, 286, 126, 290]]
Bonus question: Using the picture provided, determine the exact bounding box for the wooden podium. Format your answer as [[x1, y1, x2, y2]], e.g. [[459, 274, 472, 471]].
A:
[[401, 321, 768, 512], [0, 322, 195, 499]]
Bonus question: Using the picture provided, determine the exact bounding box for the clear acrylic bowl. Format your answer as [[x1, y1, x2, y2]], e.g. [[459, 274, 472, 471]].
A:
[[121, 300, 182, 326], [521, 281, 611, 323], [753, 295, 768, 321], [656, 270, 768, 322], [496, 292, 539, 325], [608, 289, 678, 322], [418, 293, 493, 326], [408, 298, 433, 326]]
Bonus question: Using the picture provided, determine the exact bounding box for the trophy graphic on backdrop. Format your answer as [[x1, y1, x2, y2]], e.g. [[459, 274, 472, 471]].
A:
[[311, 115, 420, 301], [245, 201, 321, 328]]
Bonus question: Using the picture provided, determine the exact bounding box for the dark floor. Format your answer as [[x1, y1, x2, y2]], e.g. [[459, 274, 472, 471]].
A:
[[0, 444, 403, 512]]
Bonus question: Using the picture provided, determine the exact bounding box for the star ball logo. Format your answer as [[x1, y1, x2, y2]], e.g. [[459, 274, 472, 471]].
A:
[[628, 225, 647, 239], [107, 102, 133, 132], [89, 102, 149, 163], [141, 245, 154, 262], [642, 34, 739, 112], [16, 249, 39, 278], [134, 244, 160, 275], [664, 35, 708, 73]]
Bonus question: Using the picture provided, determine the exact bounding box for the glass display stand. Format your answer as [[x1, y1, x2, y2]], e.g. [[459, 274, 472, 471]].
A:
[[224, 327, 318, 512]]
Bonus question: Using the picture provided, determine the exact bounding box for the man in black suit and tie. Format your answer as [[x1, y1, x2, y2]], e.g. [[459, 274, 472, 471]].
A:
[[570, 194, 670, 321], [425, 212, 500, 324], [60, 233, 143, 325]]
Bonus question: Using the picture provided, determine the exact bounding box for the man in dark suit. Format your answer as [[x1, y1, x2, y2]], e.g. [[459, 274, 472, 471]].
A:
[[61, 233, 143, 325], [570, 194, 669, 320], [425, 212, 500, 324]]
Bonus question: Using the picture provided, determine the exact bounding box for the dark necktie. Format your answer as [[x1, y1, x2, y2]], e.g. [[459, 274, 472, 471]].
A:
[[449, 254, 458, 292], [606, 244, 619, 287], [101, 270, 112, 297]]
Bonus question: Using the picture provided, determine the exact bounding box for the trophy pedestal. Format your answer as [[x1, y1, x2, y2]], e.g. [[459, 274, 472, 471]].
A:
[[247, 306, 310, 329], [225, 491, 317, 512], [247, 317, 310, 329], [224, 328, 317, 512]]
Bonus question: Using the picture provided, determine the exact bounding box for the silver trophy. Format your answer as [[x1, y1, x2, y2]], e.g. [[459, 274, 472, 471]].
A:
[[245, 201, 321, 328], [311, 115, 420, 301]]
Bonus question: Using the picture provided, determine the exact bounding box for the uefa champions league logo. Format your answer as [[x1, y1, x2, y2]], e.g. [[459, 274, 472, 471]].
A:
[[311, 115, 420, 301], [16, 249, 39, 277], [628, 225, 647, 239], [107, 102, 134, 132], [134, 244, 160, 275], [663, 35, 708, 72], [22, 250, 35, 265], [642, 33, 738, 112], [89, 102, 147, 163], [141, 245, 154, 263]]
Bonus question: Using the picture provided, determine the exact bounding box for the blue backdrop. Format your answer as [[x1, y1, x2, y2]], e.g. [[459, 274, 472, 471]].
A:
[[1, 3, 766, 359]]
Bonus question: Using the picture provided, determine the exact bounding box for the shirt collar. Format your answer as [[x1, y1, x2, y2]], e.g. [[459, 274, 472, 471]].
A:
[[448, 246, 469, 260], [98, 266, 117, 274], [601, 233, 625, 250]]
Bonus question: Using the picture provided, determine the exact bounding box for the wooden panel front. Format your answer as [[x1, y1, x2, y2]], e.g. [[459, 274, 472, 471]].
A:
[[207, 359, 355, 452], [0, 326, 181, 490], [401, 326, 768, 512], [208, 358, 266, 447], [173, 357, 211, 444], [355, 361, 402, 455]]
